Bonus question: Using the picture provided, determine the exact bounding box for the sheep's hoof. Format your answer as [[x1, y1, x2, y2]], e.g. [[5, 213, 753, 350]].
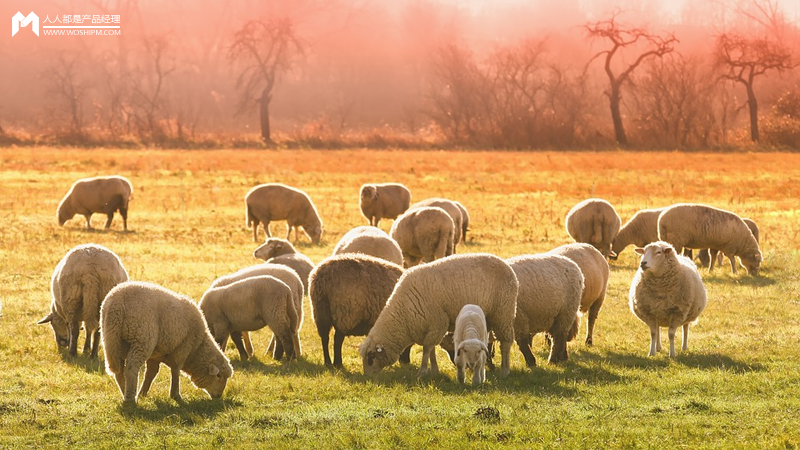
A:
[[585, 338, 593, 346]]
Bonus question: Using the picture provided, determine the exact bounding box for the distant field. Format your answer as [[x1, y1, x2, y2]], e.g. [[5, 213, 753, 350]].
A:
[[0, 148, 798, 449]]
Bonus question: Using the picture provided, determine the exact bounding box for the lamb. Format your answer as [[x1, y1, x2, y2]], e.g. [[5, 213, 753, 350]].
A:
[[565, 198, 621, 259], [210, 264, 304, 360], [253, 237, 315, 293], [359, 183, 412, 227], [697, 218, 760, 270], [548, 243, 610, 346], [658, 203, 763, 275], [359, 253, 518, 378], [453, 304, 489, 386], [200, 275, 300, 362], [101, 281, 233, 404], [38, 244, 128, 358], [610, 208, 664, 259], [454, 201, 470, 243], [57, 175, 133, 231], [308, 254, 404, 367], [245, 183, 323, 244], [629, 241, 708, 357], [506, 254, 583, 366], [389, 206, 454, 268], [332, 226, 403, 266], [409, 198, 464, 248]]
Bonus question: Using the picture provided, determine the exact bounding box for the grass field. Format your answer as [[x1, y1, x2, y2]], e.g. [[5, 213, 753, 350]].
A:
[[1, 148, 798, 450]]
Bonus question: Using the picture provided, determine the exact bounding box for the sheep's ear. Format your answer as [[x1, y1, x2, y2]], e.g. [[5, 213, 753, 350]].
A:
[[208, 364, 220, 376], [664, 247, 673, 255], [481, 342, 490, 357], [275, 242, 283, 249], [37, 314, 54, 325], [367, 353, 374, 366], [634, 248, 645, 255], [455, 348, 461, 358]]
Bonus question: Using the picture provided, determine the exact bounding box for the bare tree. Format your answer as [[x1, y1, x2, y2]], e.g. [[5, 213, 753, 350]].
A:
[[229, 18, 304, 143], [585, 13, 677, 147], [129, 35, 175, 140], [45, 55, 88, 136]]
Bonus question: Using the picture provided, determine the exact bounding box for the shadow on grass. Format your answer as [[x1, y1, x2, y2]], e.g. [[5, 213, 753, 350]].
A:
[[676, 353, 765, 373], [233, 355, 329, 377], [702, 273, 776, 287], [58, 351, 107, 375], [575, 349, 764, 374], [64, 226, 135, 235], [117, 397, 241, 423]]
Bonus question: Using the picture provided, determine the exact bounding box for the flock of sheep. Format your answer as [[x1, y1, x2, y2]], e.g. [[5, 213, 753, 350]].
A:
[[39, 175, 764, 403]]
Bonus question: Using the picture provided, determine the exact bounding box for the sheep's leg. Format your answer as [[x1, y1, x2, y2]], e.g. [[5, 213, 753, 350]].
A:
[[272, 338, 285, 360], [586, 299, 603, 346], [516, 335, 537, 368], [278, 330, 295, 360], [648, 324, 659, 356], [655, 327, 662, 352], [104, 213, 114, 229], [399, 345, 412, 364], [456, 363, 466, 384], [429, 349, 439, 376], [83, 330, 92, 355], [169, 365, 183, 402], [333, 330, 346, 368], [243, 332, 254, 358], [252, 218, 260, 242], [709, 249, 718, 271], [230, 332, 249, 361], [84, 214, 93, 229], [418, 345, 435, 376], [120, 206, 128, 231], [374, 217, 381, 227], [668, 326, 677, 358], [499, 340, 512, 377], [68, 319, 81, 357], [263, 220, 271, 239], [472, 363, 483, 386], [728, 253, 738, 275], [90, 329, 101, 359], [682, 323, 689, 351], [717, 252, 724, 267], [138, 359, 160, 398], [113, 372, 126, 398], [266, 336, 276, 357], [123, 356, 145, 403]]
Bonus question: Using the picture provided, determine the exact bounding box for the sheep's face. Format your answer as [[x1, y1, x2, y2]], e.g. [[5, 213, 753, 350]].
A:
[[37, 312, 70, 348], [740, 252, 762, 276], [193, 362, 233, 399], [635, 242, 675, 276], [359, 337, 395, 375], [307, 225, 322, 245], [254, 238, 293, 260], [57, 206, 74, 226], [360, 185, 378, 206], [455, 340, 489, 372]]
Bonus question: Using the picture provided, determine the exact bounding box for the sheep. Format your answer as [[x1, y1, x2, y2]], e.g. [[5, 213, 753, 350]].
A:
[[565, 198, 621, 259], [389, 206, 454, 268], [245, 183, 323, 244], [332, 226, 404, 266], [506, 254, 583, 366], [697, 218, 760, 270], [454, 201, 470, 243], [253, 237, 315, 293], [548, 243, 610, 346], [38, 244, 128, 358], [308, 254, 404, 367], [57, 175, 132, 231], [610, 208, 664, 260], [200, 275, 300, 362], [409, 198, 464, 248], [453, 304, 489, 386], [658, 203, 763, 275], [211, 264, 304, 360], [359, 183, 412, 227], [629, 241, 708, 358], [101, 281, 233, 404], [359, 253, 518, 378]]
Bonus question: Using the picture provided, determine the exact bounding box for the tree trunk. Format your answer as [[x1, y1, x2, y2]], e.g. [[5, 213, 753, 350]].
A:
[[260, 88, 272, 143], [745, 82, 759, 143], [609, 83, 628, 147]]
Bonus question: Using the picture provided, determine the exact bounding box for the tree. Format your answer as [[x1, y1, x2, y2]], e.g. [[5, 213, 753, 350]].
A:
[[229, 18, 304, 143], [129, 35, 175, 141], [45, 55, 88, 136], [585, 13, 677, 147]]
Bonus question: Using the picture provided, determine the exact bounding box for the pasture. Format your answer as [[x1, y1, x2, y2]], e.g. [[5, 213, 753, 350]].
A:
[[0, 148, 798, 449]]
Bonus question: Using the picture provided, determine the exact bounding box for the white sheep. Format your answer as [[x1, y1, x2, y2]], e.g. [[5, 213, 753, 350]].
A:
[[245, 183, 323, 244], [359, 253, 518, 378], [629, 241, 708, 358], [454, 201, 470, 243], [610, 208, 664, 259], [101, 281, 233, 404], [658, 203, 762, 275], [308, 254, 404, 367], [409, 198, 464, 248], [453, 304, 489, 386], [200, 275, 301, 361], [57, 175, 132, 231], [332, 226, 403, 266], [253, 237, 315, 293], [697, 218, 760, 270], [565, 198, 621, 259], [507, 254, 583, 366], [38, 244, 128, 358], [359, 183, 412, 227], [548, 243, 609, 346], [390, 206, 454, 268]]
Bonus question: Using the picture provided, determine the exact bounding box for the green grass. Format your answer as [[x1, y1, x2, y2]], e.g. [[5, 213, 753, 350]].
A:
[[0, 148, 798, 449]]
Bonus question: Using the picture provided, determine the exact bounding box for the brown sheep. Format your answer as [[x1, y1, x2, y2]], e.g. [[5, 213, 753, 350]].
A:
[[57, 175, 132, 231], [359, 183, 412, 227], [245, 183, 323, 244]]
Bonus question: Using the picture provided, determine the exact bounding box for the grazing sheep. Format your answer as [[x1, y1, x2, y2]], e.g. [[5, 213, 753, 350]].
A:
[[629, 241, 707, 358], [57, 175, 132, 231], [453, 304, 489, 386], [658, 204, 763, 275], [245, 183, 323, 244], [454, 201, 470, 243], [200, 275, 300, 361], [211, 264, 304, 360], [38, 244, 128, 358], [697, 218, 760, 270], [548, 243, 610, 346], [610, 208, 664, 259], [101, 281, 233, 404], [359, 183, 412, 227], [507, 254, 583, 366], [332, 226, 403, 266], [308, 254, 404, 367], [390, 206, 454, 268], [409, 198, 464, 248], [359, 253, 518, 378], [565, 198, 621, 259], [253, 238, 315, 293]]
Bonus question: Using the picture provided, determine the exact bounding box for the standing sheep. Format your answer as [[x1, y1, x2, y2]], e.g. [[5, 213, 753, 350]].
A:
[[359, 183, 412, 227], [548, 243, 610, 346], [359, 253, 518, 378], [454, 201, 470, 243], [697, 218, 760, 270], [308, 254, 404, 367], [101, 281, 233, 404], [332, 226, 403, 266], [200, 276, 300, 361], [658, 204, 763, 275], [453, 304, 489, 386], [610, 208, 664, 259], [629, 241, 707, 358], [245, 183, 323, 244], [38, 244, 128, 358], [253, 237, 315, 293], [507, 254, 583, 366], [57, 175, 132, 231], [565, 198, 621, 259], [390, 206, 454, 268], [409, 198, 464, 248]]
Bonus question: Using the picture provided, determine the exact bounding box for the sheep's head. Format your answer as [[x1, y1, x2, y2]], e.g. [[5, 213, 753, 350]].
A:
[[307, 224, 323, 245], [359, 336, 396, 376], [454, 339, 489, 372], [253, 238, 295, 261], [740, 251, 762, 276], [360, 185, 378, 206], [56, 201, 74, 226], [37, 311, 70, 348], [191, 359, 233, 400], [634, 241, 676, 276]]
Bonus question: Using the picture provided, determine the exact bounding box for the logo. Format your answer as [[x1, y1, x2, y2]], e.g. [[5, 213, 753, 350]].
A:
[[12, 11, 39, 36]]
